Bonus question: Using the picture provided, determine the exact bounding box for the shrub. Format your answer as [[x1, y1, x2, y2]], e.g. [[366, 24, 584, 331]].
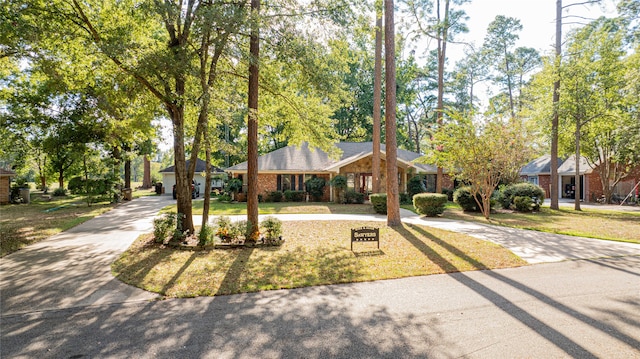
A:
[[370, 193, 387, 214], [499, 182, 545, 211], [218, 194, 232, 202], [198, 224, 215, 246], [413, 193, 448, 217], [407, 175, 426, 198], [305, 177, 326, 201], [215, 216, 233, 242], [153, 213, 177, 243], [261, 216, 283, 245], [284, 190, 305, 202], [267, 191, 283, 202], [171, 213, 187, 242], [513, 196, 534, 212], [53, 187, 67, 197], [441, 188, 454, 201], [230, 220, 251, 241], [68, 176, 84, 194], [399, 192, 412, 205], [225, 178, 243, 194], [344, 189, 365, 204], [453, 186, 487, 212]]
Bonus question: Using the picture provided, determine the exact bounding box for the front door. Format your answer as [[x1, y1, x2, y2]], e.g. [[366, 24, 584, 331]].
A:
[[360, 173, 373, 198]]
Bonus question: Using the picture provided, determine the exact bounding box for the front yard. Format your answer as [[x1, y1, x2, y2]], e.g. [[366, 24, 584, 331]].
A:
[[112, 220, 525, 297]]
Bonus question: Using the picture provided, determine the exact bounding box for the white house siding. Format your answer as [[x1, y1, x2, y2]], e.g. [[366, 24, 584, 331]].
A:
[[161, 173, 224, 195]]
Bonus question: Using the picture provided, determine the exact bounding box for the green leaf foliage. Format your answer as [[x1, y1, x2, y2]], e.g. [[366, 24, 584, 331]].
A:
[[370, 193, 387, 214], [413, 193, 447, 217]]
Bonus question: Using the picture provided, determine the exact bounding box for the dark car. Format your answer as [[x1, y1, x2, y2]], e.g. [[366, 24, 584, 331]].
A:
[[173, 180, 200, 199]]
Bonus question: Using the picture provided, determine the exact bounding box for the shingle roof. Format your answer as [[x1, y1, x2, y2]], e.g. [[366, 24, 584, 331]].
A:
[[159, 159, 225, 173], [0, 168, 17, 176], [226, 142, 438, 173], [557, 155, 592, 175], [521, 155, 555, 175]]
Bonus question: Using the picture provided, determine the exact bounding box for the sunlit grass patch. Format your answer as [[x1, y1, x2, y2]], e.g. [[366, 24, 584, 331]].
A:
[[112, 221, 525, 297]]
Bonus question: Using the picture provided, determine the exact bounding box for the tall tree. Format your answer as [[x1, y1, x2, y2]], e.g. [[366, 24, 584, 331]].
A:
[[570, 18, 639, 204], [550, 0, 562, 210], [403, 0, 469, 192], [385, 0, 401, 226], [483, 15, 522, 119], [246, 0, 260, 241], [48, 0, 248, 235], [373, 0, 383, 194]]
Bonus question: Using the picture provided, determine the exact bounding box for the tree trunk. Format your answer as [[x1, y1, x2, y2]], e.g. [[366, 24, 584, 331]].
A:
[[246, 0, 261, 241], [505, 47, 516, 119], [385, 0, 401, 226], [142, 156, 152, 188], [202, 134, 212, 228], [574, 123, 581, 211], [435, 0, 449, 194], [124, 158, 131, 189], [550, 0, 561, 210], [372, 7, 383, 194], [171, 101, 194, 236]]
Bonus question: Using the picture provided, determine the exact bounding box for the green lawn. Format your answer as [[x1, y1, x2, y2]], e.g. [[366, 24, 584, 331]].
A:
[[161, 199, 377, 215], [112, 220, 526, 297], [440, 205, 640, 244], [1, 186, 159, 257]]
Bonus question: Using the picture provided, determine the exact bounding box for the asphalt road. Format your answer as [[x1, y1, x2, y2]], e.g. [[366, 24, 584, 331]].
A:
[[2, 256, 639, 358]]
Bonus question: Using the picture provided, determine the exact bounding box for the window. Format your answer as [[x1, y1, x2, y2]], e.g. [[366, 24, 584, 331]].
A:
[[425, 174, 436, 193], [298, 175, 305, 191], [346, 173, 355, 190], [528, 176, 538, 186]]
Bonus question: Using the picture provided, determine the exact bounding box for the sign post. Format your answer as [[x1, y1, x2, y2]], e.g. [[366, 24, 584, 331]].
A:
[[351, 227, 380, 251]]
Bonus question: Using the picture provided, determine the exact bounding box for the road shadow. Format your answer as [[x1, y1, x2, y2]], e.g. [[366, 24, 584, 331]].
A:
[[396, 224, 597, 358]]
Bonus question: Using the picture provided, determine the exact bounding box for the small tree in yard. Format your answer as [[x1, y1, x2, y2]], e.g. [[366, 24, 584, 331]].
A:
[[427, 114, 532, 219], [305, 177, 326, 201], [330, 175, 348, 203]]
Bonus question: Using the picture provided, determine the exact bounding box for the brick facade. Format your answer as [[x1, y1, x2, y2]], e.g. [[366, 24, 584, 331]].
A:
[[0, 177, 10, 204], [232, 155, 452, 202], [586, 164, 640, 202], [538, 175, 551, 199]]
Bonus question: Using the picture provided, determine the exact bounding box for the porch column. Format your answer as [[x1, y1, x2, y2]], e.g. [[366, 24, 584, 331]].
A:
[[329, 173, 334, 202], [403, 170, 408, 193]]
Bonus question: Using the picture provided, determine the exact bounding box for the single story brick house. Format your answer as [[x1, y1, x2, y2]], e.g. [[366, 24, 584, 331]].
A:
[[1, 168, 17, 205], [159, 159, 226, 195], [226, 142, 452, 201], [521, 155, 640, 202]]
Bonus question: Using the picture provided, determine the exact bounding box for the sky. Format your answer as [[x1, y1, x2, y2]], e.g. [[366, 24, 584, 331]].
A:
[[158, 0, 621, 151], [435, 0, 618, 64]]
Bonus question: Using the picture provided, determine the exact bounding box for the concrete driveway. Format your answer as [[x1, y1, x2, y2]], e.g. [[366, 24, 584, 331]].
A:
[[0, 196, 168, 315]]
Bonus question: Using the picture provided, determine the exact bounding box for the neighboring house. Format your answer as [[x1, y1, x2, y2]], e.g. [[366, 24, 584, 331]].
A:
[[522, 155, 640, 202], [0, 168, 16, 205], [159, 159, 226, 195], [226, 142, 451, 201], [556, 155, 591, 201], [520, 155, 556, 198]]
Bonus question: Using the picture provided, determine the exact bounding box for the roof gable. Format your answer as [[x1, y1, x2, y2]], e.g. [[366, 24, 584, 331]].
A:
[[227, 142, 437, 173], [557, 155, 592, 175]]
